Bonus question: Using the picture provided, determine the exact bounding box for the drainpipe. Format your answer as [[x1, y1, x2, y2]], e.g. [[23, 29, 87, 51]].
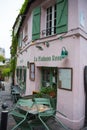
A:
[[84, 66, 87, 126]]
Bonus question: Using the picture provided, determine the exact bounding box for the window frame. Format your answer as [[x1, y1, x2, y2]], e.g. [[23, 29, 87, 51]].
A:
[[18, 31, 23, 48], [58, 68, 73, 91], [41, 67, 57, 87], [46, 4, 56, 36], [29, 63, 35, 81]]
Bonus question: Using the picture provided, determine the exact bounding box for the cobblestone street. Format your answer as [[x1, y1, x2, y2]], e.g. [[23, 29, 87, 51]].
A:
[[0, 81, 15, 130]]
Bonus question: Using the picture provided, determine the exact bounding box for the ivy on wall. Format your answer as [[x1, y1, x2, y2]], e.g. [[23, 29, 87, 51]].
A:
[[20, 0, 29, 15], [10, 0, 30, 84], [10, 32, 18, 77]]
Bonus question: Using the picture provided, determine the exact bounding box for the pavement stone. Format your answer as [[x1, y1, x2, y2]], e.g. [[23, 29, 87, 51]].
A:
[[0, 81, 16, 130]]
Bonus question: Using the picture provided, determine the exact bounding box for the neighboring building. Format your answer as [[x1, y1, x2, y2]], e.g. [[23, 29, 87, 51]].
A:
[[0, 47, 5, 66], [13, 0, 87, 129], [0, 47, 5, 57]]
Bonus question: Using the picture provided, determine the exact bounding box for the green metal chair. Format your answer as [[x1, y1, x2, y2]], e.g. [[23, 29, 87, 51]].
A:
[[34, 98, 70, 130], [9, 99, 34, 130]]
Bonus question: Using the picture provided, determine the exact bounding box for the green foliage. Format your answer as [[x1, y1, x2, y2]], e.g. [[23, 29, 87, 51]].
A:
[[40, 87, 56, 95], [10, 0, 30, 82], [10, 32, 18, 75], [20, 0, 29, 15], [10, 0, 29, 75], [0, 55, 5, 62], [34, 92, 43, 98], [2, 68, 11, 77]]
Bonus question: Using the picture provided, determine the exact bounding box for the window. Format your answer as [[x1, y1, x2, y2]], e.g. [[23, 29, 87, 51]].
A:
[[46, 5, 56, 36], [58, 68, 73, 91], [18, 32, 23, 48], [32, 0, 68, 40], [16, 67, 26, 84], [30, 63, 35, 81], [22, 23, 28, 43], [41, 0, 68, 37], [42, 67, 57, 87], [24, 23, 28, 36]]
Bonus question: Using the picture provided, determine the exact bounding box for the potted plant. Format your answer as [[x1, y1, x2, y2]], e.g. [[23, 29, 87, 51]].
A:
[[40, 87, 56, 98]]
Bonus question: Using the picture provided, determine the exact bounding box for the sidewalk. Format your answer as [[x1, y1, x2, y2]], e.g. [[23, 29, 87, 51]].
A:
[[0, 81, 15, 130]]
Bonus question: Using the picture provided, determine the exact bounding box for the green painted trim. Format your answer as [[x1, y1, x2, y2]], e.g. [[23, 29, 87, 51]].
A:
[[56, 0, 68, 34]]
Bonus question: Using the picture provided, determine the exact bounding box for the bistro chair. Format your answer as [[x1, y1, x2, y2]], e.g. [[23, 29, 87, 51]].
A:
[[9, 99, 34, 130], [11, 85, 20, 103], [34, 98, 70, 130]]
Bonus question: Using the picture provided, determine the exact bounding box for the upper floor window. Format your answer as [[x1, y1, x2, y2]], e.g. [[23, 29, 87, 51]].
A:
[[24, 23, 28, 36], [22, 23, 28, 43], [32, 0, 68, 41], [18, 32, 23, 48], [46, 5, 56, 36]]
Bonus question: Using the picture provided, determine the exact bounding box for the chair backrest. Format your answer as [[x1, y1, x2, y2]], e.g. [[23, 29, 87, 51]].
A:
[[12, 99, 34, 116], [34, 98, 55, 117], [34, 98, 52, 108], [21, 94, 34, 99], [16, 99, 33, 107]]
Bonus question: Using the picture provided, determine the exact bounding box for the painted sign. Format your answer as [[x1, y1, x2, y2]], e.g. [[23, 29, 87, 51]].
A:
[[34, 55, 62, 62]]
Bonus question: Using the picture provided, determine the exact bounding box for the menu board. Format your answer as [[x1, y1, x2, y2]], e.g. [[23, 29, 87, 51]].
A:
[[58, 68, 72, 90]]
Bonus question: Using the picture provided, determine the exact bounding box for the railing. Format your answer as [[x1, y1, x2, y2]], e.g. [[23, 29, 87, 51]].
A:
[[42, 27, 56, 36]]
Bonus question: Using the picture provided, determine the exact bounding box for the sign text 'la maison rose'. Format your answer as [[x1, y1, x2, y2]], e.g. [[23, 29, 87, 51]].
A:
[[34, 55, 62, 62]]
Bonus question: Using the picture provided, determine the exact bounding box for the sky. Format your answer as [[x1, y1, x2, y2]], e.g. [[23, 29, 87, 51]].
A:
[[0, 0, 25, 58]]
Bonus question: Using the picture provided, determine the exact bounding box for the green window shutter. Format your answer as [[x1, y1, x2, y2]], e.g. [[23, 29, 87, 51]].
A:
[[20, 68, 22, 80], [32, 7, 41, 41], [56, 0, 68, 34], [24, 69, 26, 82]]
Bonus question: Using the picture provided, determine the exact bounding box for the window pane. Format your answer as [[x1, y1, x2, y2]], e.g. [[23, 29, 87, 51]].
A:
[[46, 5, 56, 36], [30, 63, 35, 81], [50, 7, 52, 12], [42, 68, 50, 87], [58, 68, 72, 91], [50, 13, 52, 20]]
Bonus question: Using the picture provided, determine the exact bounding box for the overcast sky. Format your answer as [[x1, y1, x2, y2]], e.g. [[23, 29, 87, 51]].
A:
[[0, 0, 24, 58]]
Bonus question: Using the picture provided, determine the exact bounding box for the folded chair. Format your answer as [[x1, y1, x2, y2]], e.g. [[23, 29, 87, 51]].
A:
[[9, 99, 34, 130], [34, 98, 70, 130]]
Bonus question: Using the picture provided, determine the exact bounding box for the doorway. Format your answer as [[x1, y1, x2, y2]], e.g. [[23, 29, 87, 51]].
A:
[[41, 67, 57, 88], [41, 67, 57, 109]]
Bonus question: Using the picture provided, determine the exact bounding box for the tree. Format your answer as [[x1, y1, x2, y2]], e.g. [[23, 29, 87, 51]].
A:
[[0, 55, 5, 63]]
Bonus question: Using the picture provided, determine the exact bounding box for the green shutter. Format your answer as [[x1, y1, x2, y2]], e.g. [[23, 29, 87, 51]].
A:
[[24, 69, 26, 82], [20, 68, 22, 80], [56, 0, 68, 34], [32, 7, 41, 41]]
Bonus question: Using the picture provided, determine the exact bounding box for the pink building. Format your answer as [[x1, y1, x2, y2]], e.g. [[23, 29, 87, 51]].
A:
[[13, 0, 87, 129]]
